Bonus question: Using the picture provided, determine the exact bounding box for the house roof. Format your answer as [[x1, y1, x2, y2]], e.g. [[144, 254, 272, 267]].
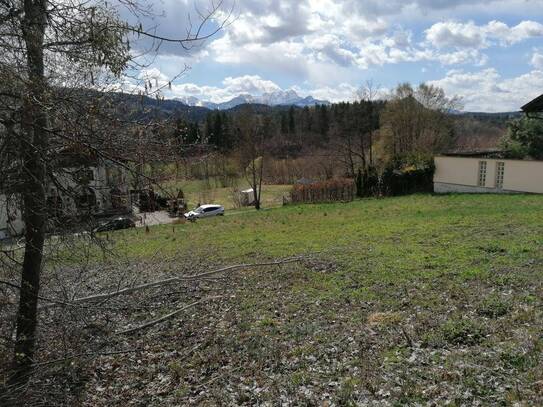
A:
[[521, 94, 543, 113], [440, 148, 505, 158]]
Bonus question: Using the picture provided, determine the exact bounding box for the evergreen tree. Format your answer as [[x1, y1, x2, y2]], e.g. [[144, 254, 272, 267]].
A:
[[318, 105, 330, 136], [280, 112, 288, 135], [288, 106, 296, 134], [213, 113, 223, 147]]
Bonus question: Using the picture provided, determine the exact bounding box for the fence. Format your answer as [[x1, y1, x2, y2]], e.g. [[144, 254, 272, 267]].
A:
[[290, 178, 355, 204]]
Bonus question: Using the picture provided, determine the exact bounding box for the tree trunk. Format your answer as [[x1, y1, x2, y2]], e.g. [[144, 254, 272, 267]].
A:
[[369, 132, 373, 167], [257, 156, 264, 210], [252, 163, 260, 210], [10, 0, 48, 386]]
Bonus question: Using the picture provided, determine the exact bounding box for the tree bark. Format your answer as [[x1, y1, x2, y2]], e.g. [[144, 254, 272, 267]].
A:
[[10, 0, 48, 386], [252, 162, 260, 210]]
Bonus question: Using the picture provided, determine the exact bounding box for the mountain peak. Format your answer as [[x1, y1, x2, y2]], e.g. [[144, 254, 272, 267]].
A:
[[176, 91, 329, 110]]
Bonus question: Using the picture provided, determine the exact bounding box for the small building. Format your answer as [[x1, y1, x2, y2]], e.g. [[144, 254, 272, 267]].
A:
[[434, 94, 543, 195], [434, 152, 543, 194], [240, 188, 255, 207]]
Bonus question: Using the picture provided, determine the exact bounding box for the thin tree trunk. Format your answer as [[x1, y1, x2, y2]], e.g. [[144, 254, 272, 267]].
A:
[[369, 132, 373, 166], [257, 156, 264, 210], [10, 0, 48, 386], [252, 161, 260, 210]]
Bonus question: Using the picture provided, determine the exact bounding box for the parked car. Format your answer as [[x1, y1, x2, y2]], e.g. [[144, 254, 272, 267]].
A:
[[94, 217, 135, 233], [184, 204, 225, 219]]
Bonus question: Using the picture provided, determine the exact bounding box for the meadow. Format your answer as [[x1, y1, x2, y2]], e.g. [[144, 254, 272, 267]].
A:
[[160, 177, 292, 210], [7, 193, 541, 405], [84, 193, 543, 405]]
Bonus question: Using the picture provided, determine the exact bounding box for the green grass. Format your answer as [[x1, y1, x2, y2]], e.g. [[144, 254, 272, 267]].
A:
[[77, 194, 543, 404], [115, 193, 543, 269], [159, 177, 292, 210]]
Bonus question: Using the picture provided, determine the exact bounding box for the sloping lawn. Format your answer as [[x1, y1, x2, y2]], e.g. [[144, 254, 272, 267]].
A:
[[82, 193, 543, 405], [160, 178, 292, 210], [7, 194, 541, 405]]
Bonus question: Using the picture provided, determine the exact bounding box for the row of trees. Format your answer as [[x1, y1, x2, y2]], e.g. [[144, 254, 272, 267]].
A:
[[159, 83, 460, 186]]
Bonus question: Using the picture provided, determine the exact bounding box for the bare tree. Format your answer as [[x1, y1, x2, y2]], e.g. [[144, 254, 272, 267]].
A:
[[235, 108, 265, 210], [357, 80, 383, 167], [380, 83, 462, 158], [0, 0, 231, 388]]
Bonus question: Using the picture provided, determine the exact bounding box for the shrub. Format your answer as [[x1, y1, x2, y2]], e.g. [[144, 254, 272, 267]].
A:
[[440, 319, 485, 346], [477, 295, 511, 318], [424, 318, 486, 347], [356, 166, 379, 198], [381, 157, 435, 197]]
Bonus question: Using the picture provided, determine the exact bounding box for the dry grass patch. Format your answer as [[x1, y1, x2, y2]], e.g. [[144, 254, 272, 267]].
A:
[[367, 311, 403, 327]]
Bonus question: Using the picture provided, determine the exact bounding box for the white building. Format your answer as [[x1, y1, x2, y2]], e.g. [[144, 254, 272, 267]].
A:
[[434, 154, 543, 194], [0, 156, 131, 239]]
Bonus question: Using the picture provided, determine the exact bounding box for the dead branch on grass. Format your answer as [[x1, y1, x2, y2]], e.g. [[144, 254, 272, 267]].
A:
[[116, 296, 224, 335], [40, 257, 303, 309]]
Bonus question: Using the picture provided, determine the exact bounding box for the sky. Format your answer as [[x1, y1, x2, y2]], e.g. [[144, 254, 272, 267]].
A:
[[129, 0, 543, 112]]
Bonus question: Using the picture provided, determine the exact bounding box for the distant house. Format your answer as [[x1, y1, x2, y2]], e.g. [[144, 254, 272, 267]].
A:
[[0, 149, 131, 239], [434, 95, 543, 195]]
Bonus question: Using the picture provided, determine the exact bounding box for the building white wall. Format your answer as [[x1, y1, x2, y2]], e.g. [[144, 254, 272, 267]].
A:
[[434, 156, 543, 194], [0, 194, 25, 239], [0, 160, 131, 238]]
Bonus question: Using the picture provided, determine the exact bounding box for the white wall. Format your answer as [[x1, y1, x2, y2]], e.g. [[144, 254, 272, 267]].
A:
[[434, 156, 543, 194], [0, 194, 24, 238]]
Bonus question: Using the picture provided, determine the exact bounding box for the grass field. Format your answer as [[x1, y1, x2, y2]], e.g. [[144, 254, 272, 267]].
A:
[[81, 193, 543, 405], [11, 194, 542, 405], [160, 178, 292, 210]]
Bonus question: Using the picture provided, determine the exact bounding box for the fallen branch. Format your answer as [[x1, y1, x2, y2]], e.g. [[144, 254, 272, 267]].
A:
[[32, 348, 141, 368], [41, 257, 303, 309], [1, 279, 75, 308], [116, 296, 223, 335]]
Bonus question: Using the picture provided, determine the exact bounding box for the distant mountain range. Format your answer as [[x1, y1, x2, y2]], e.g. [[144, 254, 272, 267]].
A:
[[92, 90, 520, 126], [174, 89, 330, 110]]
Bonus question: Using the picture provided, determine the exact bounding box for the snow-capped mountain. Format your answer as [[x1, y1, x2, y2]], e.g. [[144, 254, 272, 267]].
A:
[[175, 90, 329, 110]]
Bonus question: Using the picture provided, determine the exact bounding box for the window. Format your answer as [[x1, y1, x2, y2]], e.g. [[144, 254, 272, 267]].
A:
[[204, 207, 217, 213], [495, 162, 505, 189], [477, 161, 487, 187]]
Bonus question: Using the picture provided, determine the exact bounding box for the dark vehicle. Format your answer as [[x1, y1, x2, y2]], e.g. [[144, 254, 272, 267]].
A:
[[93, 217, 135, 233]]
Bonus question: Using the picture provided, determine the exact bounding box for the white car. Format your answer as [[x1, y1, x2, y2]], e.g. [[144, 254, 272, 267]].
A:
[[184, 204, 225, 219]]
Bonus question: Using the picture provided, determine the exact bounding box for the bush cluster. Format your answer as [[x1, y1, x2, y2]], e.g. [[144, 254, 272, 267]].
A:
[[356, 155, 435, 197]]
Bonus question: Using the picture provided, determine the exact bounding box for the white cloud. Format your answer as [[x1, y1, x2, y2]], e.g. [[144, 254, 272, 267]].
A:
[[425, 20, 543, 49], [121, 0, 543, 113], [531, 51, 543, 69], [222, 75, 281, 94], [425, 21, 487, 49], [123, 66, 543, 113], [138, 68, 170, 84], [429, 68, 543, 112]]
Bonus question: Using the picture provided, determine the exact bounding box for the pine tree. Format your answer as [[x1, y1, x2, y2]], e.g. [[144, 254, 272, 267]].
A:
[[288, 106, 296, 134]]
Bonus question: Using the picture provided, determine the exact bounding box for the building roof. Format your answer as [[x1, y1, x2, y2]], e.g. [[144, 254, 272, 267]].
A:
[[521, 94, 543, 113], [440, 148, 505, 158]]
